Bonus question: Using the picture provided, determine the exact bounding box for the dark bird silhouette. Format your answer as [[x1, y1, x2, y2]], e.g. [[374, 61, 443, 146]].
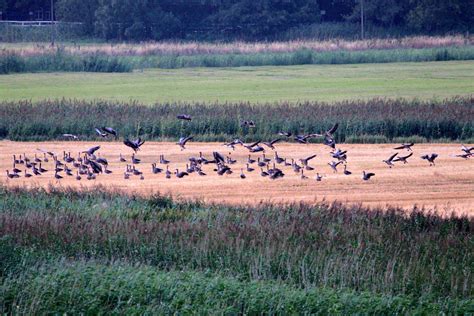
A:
[[178, 136, 193, 150], [263, 138, 282, 150], [95, 128, 107, 137], [101, 127, 117, 136], [343, 165, 352, 175], [62, 133, 78, 140], [240, 120, 255, 128], [394, 143, 414, 151], [224, 139, 243, 150], [383, 153, 398, 168], [124, 138, 145, 152], [421, 153, 438, 166], [278, 131, 292, 137], [177, 114, 192, 121], [461, 145, 474, 154], [362, 171, 375, 181], [393, 152, 413, 164], [240, 168, 246, 179], [175, 169, 189, 178], [328, 161, 342, 173], [83, 145, 100, 156], [6, 170, 19, 179]]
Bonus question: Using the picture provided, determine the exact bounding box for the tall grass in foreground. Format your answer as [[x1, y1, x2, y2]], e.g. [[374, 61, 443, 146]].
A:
[[2, 262, 471, 314], [1, 97, 473, 142], [1, 186, 472, 304]]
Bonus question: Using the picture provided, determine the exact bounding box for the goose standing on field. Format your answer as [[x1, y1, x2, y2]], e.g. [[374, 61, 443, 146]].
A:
[[247, 155, 256, 164], [246, 164, 255, 172], [6, 170, 19, 179], [132, 154, 141, 164], [315, 173, 323, 181], [260, 168, 269, 177], [240, 169, 246, 179], [421, 153, 438, 166], [175, 169, 189, 178], [119, 153, 127, 162], [343, 165, 352, 175], [394, 143, 414, 151], [362, 171, 375, 181], [54, 171, 63, 180], [383, 153, 398, 168], [24, 169, 32, 178], [300, 169, 308, 179], [76, 171, 81, 181]]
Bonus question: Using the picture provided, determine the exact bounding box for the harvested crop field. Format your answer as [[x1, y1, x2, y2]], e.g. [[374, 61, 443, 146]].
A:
[[1, 141, 473, 214]]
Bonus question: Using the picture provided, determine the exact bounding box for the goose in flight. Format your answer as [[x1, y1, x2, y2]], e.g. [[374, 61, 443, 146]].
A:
[[278, 131, 292, 137], [300, 155, 317, 170], [178, 136, 193, 150], [328, 161, 342, 173], [393, 152, 413, 164], [177, 114, 192, 121], [63, 133, 78, 140], [83, 145, 100, 156], [331, 149, 347, 161], [461, 145, 474, 154], [362, 171, 375, 181], [383, 153, 398, 168], [101, 127, 117, 137], [394, 143, 414, 151], [124, 138, 145, 152], [224, 139, 243, 150], [421, 153, 438, 166], [263, 138, 282, 150]]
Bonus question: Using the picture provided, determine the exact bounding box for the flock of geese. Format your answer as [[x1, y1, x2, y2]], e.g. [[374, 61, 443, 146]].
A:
[[4, 117, 474, 182]]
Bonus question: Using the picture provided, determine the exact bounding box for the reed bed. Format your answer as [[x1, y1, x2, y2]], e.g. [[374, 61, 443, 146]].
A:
[[3, 35, 472, 57], [1, 98, 473, 142], [0, 186, 472, 313]]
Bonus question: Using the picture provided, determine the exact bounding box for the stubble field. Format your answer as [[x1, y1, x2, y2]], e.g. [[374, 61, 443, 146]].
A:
[[2, 141, 473, 214]]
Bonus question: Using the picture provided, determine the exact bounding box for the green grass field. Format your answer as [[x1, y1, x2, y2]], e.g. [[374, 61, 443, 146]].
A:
[[1, 61, 473, 103]]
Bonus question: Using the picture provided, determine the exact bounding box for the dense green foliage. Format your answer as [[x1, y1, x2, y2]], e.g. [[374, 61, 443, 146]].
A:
[[2, 0, 473, 41], [3, 46, 473, 73], [1, 98, 473, 142], [0, 186, 472, 313]]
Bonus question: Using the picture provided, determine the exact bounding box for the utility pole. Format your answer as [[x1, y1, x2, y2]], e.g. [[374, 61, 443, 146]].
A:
[[50, 0, 55, 45], [360, 0, 364, 39]]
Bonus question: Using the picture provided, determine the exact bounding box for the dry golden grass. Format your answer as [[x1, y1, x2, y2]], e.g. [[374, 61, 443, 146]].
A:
[[1, 141, 473, 214]]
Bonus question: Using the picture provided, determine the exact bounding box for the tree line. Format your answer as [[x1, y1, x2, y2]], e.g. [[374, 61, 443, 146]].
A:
[[1, 0, 473, 41]]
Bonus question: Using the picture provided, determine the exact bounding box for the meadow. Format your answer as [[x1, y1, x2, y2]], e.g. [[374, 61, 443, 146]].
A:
[[1, 61, 473, 103], [1, 36, 474, 313], [1, 186, 472, 314]]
